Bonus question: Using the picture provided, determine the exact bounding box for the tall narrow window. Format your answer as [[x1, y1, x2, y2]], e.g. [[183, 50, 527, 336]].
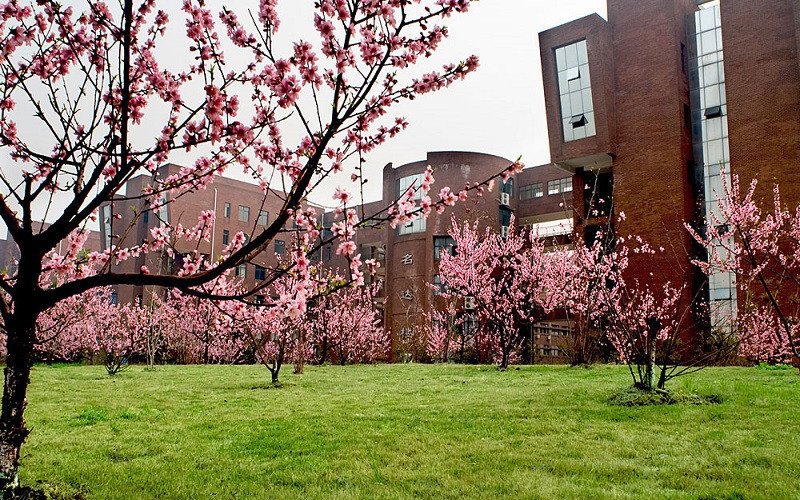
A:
[[555, 39, 595, 142], [397, 173, 427, 235], [274, 240, 285, 255], [222, 230, 229, 245], [224, 202, 231, 218], [235, 264, 247, 278], [433, 236, 456, 260], [258, 210, 269, 226]]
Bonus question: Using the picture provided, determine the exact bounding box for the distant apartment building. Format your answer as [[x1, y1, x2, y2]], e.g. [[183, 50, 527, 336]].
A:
[[538, 0, 800, 329], [98, 163, 319, 305]]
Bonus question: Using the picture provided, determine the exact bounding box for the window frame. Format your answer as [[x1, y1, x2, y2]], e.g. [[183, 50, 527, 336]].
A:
[[238, 205, 250, 223]]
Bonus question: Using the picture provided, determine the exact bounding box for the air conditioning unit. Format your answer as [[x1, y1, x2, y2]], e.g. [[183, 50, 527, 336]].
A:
[[500, 225, 510, 239], [500, 192, 511, 206], [464, 296, 475, 310]]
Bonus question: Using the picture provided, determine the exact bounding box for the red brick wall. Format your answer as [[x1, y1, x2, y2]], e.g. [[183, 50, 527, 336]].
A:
[[723, 0, 800, 205]]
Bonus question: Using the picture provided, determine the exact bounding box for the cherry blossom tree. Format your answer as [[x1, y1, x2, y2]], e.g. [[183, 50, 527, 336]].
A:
[[688, 173, 800, 364], [238, 271, 307, 384], [424, 299, 462, 363], [737, 306, 793, 364], [90, 298, 145, 375], [437, 218, 568, 369], [0, 0, 531, 485], [597, 231, 735, 390], [304, 279, 387, 365], [161, 281, 244, 364]]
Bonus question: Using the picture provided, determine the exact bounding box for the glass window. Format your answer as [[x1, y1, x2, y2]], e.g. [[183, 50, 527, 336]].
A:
[[255, 265, 266, 281], [238, 205, 250, 222], [274, 240, 285, 255], [399, 217, 426, 235], [224, 202, 231, 218], [502, 178, 514, 196], [398, 173, 424, 201], [101, 204, 112, 249], [235, 264, 246, 278], [434, 236, 456, 260], [222, 229, 229, 245], [555, 39, 595, 142], [519, 183, 543, 200], [566, 66, 580, 81], [548, 178, 572, 195], [258, 210, 269, 226], [433, 275, 444, 296], [500, 207, 512, 227]]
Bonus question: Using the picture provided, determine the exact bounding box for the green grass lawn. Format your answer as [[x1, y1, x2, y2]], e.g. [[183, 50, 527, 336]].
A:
[[18, 363, 800, 499]]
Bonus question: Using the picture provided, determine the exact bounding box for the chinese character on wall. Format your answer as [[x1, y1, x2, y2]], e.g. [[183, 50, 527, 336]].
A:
[[401, 253, 413, 265]]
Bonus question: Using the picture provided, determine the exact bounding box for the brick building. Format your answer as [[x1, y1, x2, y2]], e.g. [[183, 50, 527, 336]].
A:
[[99, 163, 323, 305], [321, 152, 575, 361], [539, 0, 800, 329]]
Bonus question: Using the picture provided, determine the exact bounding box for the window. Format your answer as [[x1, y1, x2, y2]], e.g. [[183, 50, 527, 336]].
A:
[[555, 39, 595, 142], [569, 114, 587, 128], [255, 265, 267, 281], [142, 211, 149, 224], [499, 207, 512, 227], [434, 237, 455, 260], [258, 210, 269, 226], [502, 178, 514, 196], [101, 204, 112, 249], [157, 192, 169, 223], [222, 230, 229, 245], [235, 264, 247, 278], [224, 202, 231, 218], [274, 240, 285, 255], [110, 291, 118, 305], [548, 178, 573, 195], [704, 105, 722, 118], [398, 173, 424, 201], [434, 236, 456, 260], [238, 205, 250, 222], [566, 66, 580, 81], [397, 173, 427, 234], [520, 183, 543, 200]]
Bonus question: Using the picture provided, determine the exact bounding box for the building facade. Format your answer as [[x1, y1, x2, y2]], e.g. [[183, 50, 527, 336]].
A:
[[539, 0, 800, 328], [321, 152, 575, 360]]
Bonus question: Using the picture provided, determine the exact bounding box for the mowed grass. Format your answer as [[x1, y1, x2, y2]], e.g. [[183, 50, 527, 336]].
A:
[[19, 363, 800, 499]]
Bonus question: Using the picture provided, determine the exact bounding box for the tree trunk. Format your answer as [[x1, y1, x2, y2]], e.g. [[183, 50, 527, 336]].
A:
[[317, 336, 328, 365], [500, 349, 510, 370], [294, 329, 305, 375], [0, 313, 36, 491]]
